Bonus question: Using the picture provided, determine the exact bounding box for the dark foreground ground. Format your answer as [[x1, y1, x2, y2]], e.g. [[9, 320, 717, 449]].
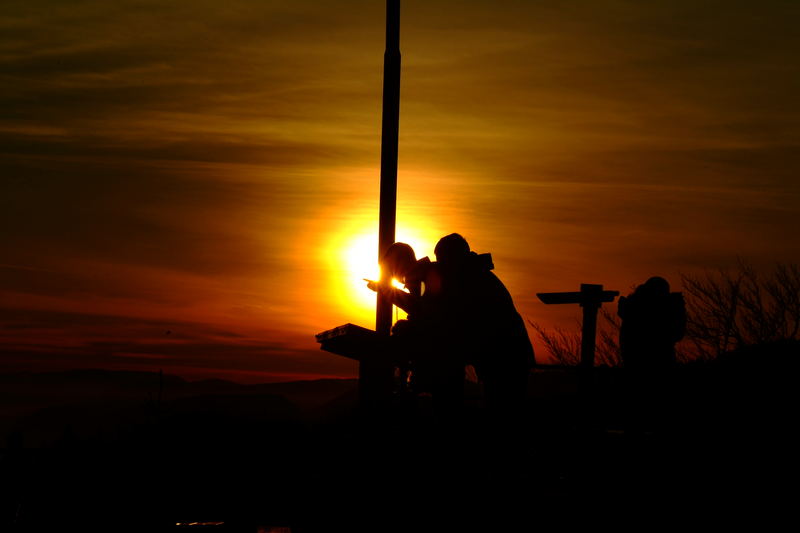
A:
[[1, 354, 798, 532]]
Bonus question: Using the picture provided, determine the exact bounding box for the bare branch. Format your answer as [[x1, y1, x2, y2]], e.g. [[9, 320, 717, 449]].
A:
[[681, 262, 800, 358]]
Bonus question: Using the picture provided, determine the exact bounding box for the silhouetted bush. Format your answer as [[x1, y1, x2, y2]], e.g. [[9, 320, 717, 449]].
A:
[[529, 309, 623, 366]]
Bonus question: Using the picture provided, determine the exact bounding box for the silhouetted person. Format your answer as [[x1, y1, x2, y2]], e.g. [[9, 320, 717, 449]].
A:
[[366, 242, 441, 319], [618, 276, 686, 434], [366, 242, 453, 412], [618, 276, 685, 371], [434, 233, 535, 417]]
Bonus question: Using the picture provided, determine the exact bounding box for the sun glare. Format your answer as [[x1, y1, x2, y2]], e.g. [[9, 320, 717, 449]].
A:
[[326, 222, 441, 329], [315, 167, 459, 329]]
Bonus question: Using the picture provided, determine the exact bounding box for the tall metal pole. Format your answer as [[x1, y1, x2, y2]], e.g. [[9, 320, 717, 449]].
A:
[[376, 0, 401, 336], [360, 0, 400, 411]]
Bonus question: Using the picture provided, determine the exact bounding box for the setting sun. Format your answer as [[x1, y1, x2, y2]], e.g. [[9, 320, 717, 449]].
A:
[[324, 213, 445, 329]]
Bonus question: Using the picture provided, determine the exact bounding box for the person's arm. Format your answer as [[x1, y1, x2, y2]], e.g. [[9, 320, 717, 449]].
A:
[[365, 280, 416, 313], [389, 287, 416, 313]]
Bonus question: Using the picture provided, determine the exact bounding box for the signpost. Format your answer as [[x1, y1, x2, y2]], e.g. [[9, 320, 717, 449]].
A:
[[538, 283, 619, 433], [537, 284, 619, 368]]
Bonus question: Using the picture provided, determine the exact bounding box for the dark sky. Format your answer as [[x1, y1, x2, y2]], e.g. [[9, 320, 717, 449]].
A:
[[2, 0, 799, 382]]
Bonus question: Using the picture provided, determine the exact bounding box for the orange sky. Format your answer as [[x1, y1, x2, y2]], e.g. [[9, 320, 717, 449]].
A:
[[2, 0, 799, 382]]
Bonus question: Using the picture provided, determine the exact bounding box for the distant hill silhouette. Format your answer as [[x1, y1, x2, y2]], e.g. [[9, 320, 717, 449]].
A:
[[0, 369, 358, 447]]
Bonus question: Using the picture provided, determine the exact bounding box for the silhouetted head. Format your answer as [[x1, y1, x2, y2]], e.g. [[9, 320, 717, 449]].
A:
[[382, 242, 416, 281], [434, 233, 470, 271], [641, 276, 670, 296]]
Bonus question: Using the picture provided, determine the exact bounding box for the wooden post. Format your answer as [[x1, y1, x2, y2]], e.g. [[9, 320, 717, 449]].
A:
[[579, 284, 602, 369], [359, 0, 401, 412]]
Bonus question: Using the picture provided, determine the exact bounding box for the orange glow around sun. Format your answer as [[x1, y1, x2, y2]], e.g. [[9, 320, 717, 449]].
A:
[[324, 216, 443, 329]]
